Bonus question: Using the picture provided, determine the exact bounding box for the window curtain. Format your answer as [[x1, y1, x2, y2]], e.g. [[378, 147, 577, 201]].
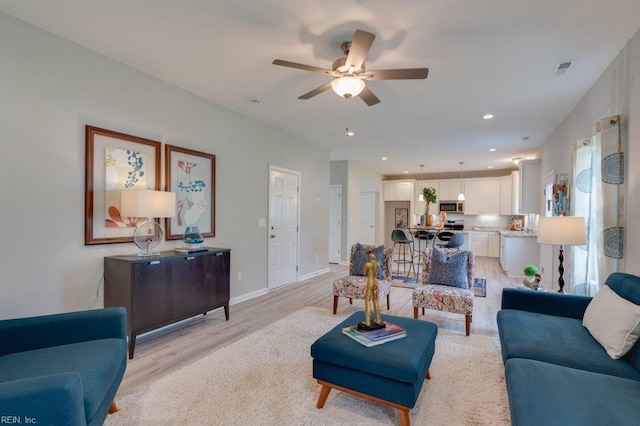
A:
[[572, 115, 624, 295]]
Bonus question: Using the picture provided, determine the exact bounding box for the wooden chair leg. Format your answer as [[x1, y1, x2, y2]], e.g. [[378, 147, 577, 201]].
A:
[[398, 408, 410, 426], [317, 384, 332, 409], [386, 294, 390, 310], [426, 370, 431, 380], [333, 295, 338, 314], [413, 306, 419, 319], [349, 298, 353, 305], [422, 307, 425, 315], [109, 401, 118, 414], [465, 314, 471, 336]]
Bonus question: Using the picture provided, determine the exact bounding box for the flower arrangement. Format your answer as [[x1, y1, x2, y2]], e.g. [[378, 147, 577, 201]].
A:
[[523, 264, 542, 290], [523, 264, 539, 278]]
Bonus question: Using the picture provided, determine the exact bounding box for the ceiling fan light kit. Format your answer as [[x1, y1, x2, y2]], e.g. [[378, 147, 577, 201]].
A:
[[331, 76, 365, 98], [273, 29, 428, 106]]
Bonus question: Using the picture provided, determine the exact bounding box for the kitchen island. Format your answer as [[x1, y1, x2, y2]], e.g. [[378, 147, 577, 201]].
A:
[[498, 230, 538, 277]]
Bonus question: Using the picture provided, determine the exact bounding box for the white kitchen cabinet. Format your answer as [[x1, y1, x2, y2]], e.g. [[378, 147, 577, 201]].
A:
[[500, 233, 539, 277], [383, 180, 414, 201], [469, 231, 499, 258], [463, 179, 500, 215], [500, 175, 514, 215], [414, 180, 439, 215], [469, 231, 488, 256], [438, 180, 462, 201], [488, 232, 500, 257], [518, 159, 541, 214]]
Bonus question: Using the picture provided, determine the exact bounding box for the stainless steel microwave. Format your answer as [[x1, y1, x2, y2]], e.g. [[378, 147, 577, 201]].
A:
[[439, 200, 464, 213]]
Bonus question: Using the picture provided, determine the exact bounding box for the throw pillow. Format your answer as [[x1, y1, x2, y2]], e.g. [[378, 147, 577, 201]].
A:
[[583, 285, 640, 359], [372, 245, 385, 280], [350, 243, 369, 276], [350, 244, 385, 279], [426, 247, 469, 288]]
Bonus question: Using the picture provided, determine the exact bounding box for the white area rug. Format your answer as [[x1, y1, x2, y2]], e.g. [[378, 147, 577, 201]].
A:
[[105, 307, 510, 425]]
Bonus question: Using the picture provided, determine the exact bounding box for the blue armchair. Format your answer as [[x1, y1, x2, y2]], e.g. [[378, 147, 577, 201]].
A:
[[0, 307, 127, 426]]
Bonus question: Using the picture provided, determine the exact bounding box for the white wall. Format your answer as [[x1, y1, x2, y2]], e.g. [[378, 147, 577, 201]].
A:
[[330, 160, 384, 262], [541, 27, 640, 278], [0, 13, 330, 318]]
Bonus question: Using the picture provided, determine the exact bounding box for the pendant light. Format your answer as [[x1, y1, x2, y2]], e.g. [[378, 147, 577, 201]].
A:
[[418, 164, 425, 202], [457, 161, 465, 201]]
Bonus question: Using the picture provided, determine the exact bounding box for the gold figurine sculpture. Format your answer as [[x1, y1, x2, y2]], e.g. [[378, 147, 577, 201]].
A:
[[360, 253, 385, 330]]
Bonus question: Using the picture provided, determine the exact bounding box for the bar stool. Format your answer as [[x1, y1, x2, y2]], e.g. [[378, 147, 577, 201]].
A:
[[435, 231, 454, 248], [391, 229, 415, 277], [414, 230, 435, 278]]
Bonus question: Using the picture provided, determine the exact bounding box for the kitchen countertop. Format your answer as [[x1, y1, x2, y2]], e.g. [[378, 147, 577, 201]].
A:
[[499, 229, 538, 237]]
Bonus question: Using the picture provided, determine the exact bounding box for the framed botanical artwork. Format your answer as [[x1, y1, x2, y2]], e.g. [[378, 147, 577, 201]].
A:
[[395, 208, 409, 228], [165, 144, 216, 240], [85, 125, 161, 245]]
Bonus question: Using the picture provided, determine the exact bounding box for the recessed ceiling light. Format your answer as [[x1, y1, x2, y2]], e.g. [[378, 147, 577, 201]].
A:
[[381, 157, 388, 160], [483, 114, 494, 120], [489, 148, 497, 152], [403, 171, 409, 174], [488, 165, 494, 169]]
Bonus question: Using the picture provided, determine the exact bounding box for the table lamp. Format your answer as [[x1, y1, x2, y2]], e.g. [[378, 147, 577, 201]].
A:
[[120, 189, 176, 256], [537, 216, 587, 293]]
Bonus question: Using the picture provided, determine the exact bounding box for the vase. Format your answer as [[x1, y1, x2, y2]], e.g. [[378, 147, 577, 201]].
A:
[[183, 226, 204, 247], [425, 213, 433, 226]]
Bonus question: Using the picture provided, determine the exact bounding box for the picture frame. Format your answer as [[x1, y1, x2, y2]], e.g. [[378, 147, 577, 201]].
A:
[[395, 208, 409, 228], [165, 144, 216, 240], [85, 125, 161, 245]]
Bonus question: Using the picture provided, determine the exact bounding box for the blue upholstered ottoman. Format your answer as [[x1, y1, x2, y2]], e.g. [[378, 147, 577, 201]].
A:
[[311, 312, 437, 426]]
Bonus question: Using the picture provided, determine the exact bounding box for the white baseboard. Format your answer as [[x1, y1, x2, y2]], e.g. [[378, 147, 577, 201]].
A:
[[229, 288, 269, 306], [298, 268, 330, 282]]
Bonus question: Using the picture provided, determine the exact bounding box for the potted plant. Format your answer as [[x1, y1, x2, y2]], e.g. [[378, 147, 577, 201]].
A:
[[422, 187, 437, 226], [523, 264, 539, 289]]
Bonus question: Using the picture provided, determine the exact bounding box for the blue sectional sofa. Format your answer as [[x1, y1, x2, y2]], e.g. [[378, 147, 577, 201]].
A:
[[497, 273, 640, 426], [0, 307, 127, 426]]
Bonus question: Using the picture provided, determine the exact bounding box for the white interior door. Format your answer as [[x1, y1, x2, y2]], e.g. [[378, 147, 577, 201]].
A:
[[357, 192, 376, 245], [328, 185, 342, 263], [268, 166, 299, 290]]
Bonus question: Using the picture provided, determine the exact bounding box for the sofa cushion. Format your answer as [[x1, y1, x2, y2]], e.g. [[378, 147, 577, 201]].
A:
[[0, 339, 127, 420], [497, 309, 640, 380], [505, 358, 640, 426], [426, 248, 469, 288], [583, 285, 640, 359]]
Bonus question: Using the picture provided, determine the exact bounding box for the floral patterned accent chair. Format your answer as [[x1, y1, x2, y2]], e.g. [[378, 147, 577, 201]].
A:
[[333, 243, 393, 314], [413, 247, 476, 335]]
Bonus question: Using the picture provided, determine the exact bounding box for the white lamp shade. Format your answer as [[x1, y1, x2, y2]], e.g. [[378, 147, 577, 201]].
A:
[[331, 76, 365, 98], [457, 192, 465, 201], [537, 216, 587, 245], [120, 190, 176, 218]]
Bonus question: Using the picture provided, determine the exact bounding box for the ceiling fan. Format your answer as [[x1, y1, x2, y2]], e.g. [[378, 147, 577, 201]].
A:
[[272, 29, 428, 106]]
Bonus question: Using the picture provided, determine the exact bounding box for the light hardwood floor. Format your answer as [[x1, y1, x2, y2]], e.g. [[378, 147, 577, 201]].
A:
[[116, 257, 521, 398]]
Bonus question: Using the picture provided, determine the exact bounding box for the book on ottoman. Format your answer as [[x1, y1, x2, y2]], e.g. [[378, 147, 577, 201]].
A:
[[342, 321, 406, 347]]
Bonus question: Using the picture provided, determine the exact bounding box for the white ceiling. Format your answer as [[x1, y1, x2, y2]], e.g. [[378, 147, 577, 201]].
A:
[[2, 0, 639, 176]]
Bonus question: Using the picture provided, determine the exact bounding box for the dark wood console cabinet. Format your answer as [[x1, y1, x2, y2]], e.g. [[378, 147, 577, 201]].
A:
[[104, 248, 231, 358]]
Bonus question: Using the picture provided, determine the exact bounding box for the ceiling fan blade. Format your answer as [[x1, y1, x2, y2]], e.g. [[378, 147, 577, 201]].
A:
[[298, 82, 333, 100], [359, 86, 380, 106], [272, 59, 333, 75], [366, 68, 429, 80], [345, 30, 375, 71]]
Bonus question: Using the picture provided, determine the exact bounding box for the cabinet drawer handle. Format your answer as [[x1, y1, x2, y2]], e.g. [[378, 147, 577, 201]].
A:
[[149, 261, 160, 265], [186, 256, 195, 260], [216, 252, 223, 256]]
